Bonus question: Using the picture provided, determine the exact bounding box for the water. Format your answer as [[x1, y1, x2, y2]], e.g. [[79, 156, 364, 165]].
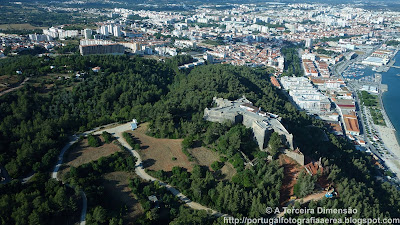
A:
[[382, 52, 400, 141], [342, 51, 400, 141]]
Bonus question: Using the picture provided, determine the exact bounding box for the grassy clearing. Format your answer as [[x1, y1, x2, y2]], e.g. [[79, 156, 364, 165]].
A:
[[131, 123, 236, 180], [129, 123, 192, 172], [59, 135, 121, 179], [188, 147, 236, 180]]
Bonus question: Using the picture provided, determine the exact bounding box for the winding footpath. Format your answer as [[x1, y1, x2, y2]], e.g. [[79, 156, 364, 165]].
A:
[[93, 122, 229, 217]]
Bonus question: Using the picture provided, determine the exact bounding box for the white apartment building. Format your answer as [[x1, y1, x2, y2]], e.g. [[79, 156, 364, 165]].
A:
[[280, 76, 331, 112]]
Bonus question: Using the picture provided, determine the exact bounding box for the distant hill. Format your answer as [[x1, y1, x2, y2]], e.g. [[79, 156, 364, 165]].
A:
[[6, 0, 400, 11]]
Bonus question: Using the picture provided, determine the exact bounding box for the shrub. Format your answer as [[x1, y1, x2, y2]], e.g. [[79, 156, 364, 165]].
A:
[[219, 156, 228, 162], [211, 161, 224, 171], [102, 131, 113, 144], [123, 132, 136, 148], [134, 144, 141, 150], [88, 134, 101, 147]]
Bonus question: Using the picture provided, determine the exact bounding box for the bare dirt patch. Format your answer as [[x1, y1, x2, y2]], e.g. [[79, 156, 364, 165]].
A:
[[279, 154, 303, 205], [128, 123, 237, 179], [220, 163, 236, 180], [59, 136, 120, 179], [102, 171, 143, 223], [129, 123, 193, 172], [188, 147, 218, 168], [188, 147, 236, 179]]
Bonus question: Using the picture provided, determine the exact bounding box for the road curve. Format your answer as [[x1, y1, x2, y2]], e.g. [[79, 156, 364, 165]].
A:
[[52, 135, 87, 225], [94, 122, 229, 217], [51, 124, 116, 225]]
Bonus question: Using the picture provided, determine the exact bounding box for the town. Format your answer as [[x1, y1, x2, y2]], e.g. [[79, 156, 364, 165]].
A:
[[1, 1, 400, 224]]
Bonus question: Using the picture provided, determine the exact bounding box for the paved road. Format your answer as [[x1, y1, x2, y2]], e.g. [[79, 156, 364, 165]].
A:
[[0, 166, 35, 185], [51, 124, 117, 225], [51, 135, 87, 225], [52, 136, 79, 179], [94, 123, 229, 217], [80, 191, 87, 225]]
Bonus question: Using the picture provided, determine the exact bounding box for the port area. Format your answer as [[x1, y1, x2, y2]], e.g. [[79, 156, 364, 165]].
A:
[[343, 47, 400, 187]]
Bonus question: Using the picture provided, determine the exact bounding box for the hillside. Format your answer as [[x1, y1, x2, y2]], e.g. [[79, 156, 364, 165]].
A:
[[0, 55, 400, 224]]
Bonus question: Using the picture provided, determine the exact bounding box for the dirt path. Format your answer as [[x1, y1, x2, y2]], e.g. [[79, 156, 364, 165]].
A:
[[0, 77, 29, 97], [279, 155, 302, 205], [297, 191, 326, 204], [276, 191, 327, 218]]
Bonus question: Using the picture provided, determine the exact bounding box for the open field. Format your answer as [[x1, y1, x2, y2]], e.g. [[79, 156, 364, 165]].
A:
[[59, 135, 120, 179], [188, 147, 236, 179], [28, 73, 84, 95], [0, 23, 45, 30], [279, 154, 303, 205], [130, 123, 235, 179], [188, 147, 218, 169], [129, 123, 193, 172], [220, 163, 236, 180], [102, 171, 143, 223]]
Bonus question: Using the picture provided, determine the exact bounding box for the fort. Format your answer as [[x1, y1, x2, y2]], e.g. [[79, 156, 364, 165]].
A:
[[204, 96, 295, 151]]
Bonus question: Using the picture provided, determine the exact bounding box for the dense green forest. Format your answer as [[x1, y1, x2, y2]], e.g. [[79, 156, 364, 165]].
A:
[[129, 177, 224, 225], [150, 162, 283, 217], [0, 173, 79, 225], [1, 54, 400, 224], [0, 55, 175, 178]]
